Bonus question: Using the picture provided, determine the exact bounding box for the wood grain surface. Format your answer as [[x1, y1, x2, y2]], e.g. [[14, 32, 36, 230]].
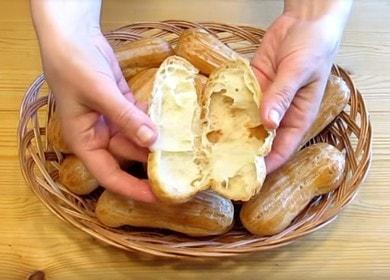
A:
[[1, 0, 389, 279]]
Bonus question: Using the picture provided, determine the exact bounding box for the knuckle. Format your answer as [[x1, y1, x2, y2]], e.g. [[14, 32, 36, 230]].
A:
[[113, 105, 138, 129], [274, 86, 295, 111], [101, 165, 121, 187]]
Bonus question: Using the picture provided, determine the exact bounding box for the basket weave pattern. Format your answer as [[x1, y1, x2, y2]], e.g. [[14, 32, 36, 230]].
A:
[[18, 21, 372, 258]]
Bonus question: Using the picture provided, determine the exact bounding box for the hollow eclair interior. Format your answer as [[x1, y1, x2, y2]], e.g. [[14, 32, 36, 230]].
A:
[[148, 56, 274, 203]]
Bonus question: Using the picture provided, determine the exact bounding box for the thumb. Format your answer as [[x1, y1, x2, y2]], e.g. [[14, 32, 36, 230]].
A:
[[88, 78, 157, 147], [261, 67, 309, 129]]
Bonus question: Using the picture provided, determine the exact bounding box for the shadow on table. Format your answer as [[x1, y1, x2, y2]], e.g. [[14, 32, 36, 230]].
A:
[[124, 217, 341, 273]]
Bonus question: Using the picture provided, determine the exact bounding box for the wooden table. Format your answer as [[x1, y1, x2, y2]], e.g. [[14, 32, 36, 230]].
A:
[[1, 0, 389, 279]]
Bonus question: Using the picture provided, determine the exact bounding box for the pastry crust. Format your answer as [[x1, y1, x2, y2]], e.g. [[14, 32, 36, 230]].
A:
[[174, 28, 241, 75], [147, 56, 274, 203]]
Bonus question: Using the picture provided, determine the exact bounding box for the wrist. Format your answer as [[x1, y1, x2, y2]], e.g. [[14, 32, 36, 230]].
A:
[[30, 0, 102, 45], [283, 0, 352, 26]]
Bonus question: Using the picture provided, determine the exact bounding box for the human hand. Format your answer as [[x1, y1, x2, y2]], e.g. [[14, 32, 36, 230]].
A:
[[30, 0, 157, 202], [251, 0, 352, 173]]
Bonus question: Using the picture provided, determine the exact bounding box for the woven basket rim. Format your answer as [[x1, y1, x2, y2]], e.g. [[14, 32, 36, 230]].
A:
[[18, 21, 372, 259]]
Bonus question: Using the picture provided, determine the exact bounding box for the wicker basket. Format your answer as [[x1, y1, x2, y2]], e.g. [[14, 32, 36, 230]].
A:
[[18, 21, 372, 258]]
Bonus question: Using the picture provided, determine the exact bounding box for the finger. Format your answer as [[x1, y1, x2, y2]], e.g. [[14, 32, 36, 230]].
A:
[[87, 77, 157, 147], [251, 55, 274, 93], [136, 101, 149, 113], [111, 52, 133, 97], [265, 123, 303, 174], [108, 133, 149, 163], [97, 35, 133, 98], [123, 91, 135, 104], [78, 148, 157, 202], [106, 93, 148, 136], [251, 64, 272, 94], [124, 92, 149, 113], [264, 85, 323, 174], [116, 70, 131, 95], [250, 29, 280, 93], [260, 63, 311, 129]]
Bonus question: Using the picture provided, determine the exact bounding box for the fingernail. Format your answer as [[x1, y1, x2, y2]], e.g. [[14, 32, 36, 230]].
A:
[[268, 109, 280, 127], [136, 125, 155, 145]]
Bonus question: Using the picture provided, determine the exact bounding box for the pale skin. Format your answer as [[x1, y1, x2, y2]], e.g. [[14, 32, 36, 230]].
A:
[[30, 0, 352, 203]]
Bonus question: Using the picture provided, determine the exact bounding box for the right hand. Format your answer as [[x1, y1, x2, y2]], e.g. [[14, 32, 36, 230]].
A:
[[251, 0, 352, 174], [31, 1, 157, 202]]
